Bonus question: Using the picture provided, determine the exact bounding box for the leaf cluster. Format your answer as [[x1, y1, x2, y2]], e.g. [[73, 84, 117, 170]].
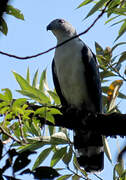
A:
[[0, 3, 24, 35], [0, 142, 60, 180], [77, 0, 126, 41]]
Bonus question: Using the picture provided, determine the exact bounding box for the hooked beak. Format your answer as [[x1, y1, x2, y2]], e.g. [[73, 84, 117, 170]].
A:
[[46, 24, 52, 31]]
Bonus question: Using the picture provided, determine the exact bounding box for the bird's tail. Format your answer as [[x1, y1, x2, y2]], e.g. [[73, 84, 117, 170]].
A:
[[74, 129, 104, 172]]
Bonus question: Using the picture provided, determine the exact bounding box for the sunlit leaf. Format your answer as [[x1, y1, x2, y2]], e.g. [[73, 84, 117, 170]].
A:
[[32, 69, 39, 88], [115, 20, 126, 41], [48, 90, 61, 105], [1, 89, 12, 102], [51, 146, 67, 167], [77, 0, 93, 8], [32, 147, 52, 170], [13, 71, 32, 90], [49, 108, 62, 115], [102, 136, 112, 163], [107, 80, 123, 102], [86, 0, 107, 18], [39, 68, 47, 91], [12, 98, 27, 108], [107, 80, 123, 111], [13, 71, 50, 103], [6, 5, 24, 20], [26, 67, 30, 84], [46, 113, 55, 124]]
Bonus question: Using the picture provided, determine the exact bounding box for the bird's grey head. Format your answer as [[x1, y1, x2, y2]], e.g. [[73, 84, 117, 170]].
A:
[[47, 19, 77, 42]]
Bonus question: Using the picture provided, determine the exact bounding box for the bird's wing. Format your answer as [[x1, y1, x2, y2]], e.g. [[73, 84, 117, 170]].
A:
[[81, 44, 102, 113], [52, 59, 68, 108]]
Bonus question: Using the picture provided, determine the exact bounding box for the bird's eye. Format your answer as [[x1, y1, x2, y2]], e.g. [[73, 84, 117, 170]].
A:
[[58, 19, 65, 23]]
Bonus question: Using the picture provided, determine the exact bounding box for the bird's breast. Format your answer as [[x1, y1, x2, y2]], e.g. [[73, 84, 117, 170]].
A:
[[54, 41, 92, 109]]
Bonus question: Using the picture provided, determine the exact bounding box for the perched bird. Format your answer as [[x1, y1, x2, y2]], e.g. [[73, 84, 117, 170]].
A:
[[47, 19, 104, 172]]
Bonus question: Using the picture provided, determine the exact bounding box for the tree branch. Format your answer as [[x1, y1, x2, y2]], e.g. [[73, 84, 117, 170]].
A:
[[0, 0, 113, 60], [38, 112, 126, 137]]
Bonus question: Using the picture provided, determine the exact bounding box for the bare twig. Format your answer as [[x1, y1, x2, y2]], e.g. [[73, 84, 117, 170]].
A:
[[0, 125, 21, 144], [67, 165, 87, 180], [0, 0, 113, 60], [108, 63, 126, 81], [94, 173, 103, 180], [18, 114, 28, 143]]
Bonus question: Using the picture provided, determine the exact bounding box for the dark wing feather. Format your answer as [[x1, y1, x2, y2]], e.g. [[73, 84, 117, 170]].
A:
[[81, 44, 102, 113], [52, 59, 68, 108]]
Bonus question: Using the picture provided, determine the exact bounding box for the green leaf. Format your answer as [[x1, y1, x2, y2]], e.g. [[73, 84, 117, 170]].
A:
[[48, 90, 61, 105], [0, 102, 9, 108], [48, 126, 55, 136], [26, 67, 30, 84], [51, 146, 67, 167], [35, 107, 56, 124], [57, 174, 72, 180], [49, 108, 62, 115], [118, 51, 126, 64], [39, 69, 47, 91], [18, 141, 46, 152], [6, 5, 24, 20], [72, 175, 80, 180], [112, 42, 126, 52], [95, 42, 104, 55], [46, 113, 55, 124], [77, 0, 93, 8], [115, 21, 126, 41], [100, 70, 116, 80], [13, 71, 50, 104], [86, 0, 107, 18], [111, 19, 125, 27], [0, 17, 8, 35], [62, 147, 73, 165], [0, 106, 10, 114], [32, 147, 52, 170], [105, 15, 119, 24], [115, 162, 124, 177], [102, 136, 112, 163], [0, 89, 13, 103], [32, 69, 39, 88], [118, 92, 126, 99], [0, 93, 9, 102], [13, 71, 32, 90], [2, 89, 12, 102], [12, 98, 27, 108]]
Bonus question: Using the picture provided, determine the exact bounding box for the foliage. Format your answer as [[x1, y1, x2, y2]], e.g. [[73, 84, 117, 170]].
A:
[[0, 64, 125, 179], [77, 0, 126, 41], [0, 0, 126, 180], [0, 3, 24, 35]]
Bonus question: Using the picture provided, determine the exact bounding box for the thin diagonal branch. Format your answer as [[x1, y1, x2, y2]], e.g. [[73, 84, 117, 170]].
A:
[[0, 125, 21, 144], [0, 0, 113, 60]]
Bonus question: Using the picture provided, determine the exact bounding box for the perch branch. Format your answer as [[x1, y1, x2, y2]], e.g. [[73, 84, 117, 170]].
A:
[[38, 112, 126, 137]]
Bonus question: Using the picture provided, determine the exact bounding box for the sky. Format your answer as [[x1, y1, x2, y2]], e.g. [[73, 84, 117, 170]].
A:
[[0, 0, 126, 179]]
